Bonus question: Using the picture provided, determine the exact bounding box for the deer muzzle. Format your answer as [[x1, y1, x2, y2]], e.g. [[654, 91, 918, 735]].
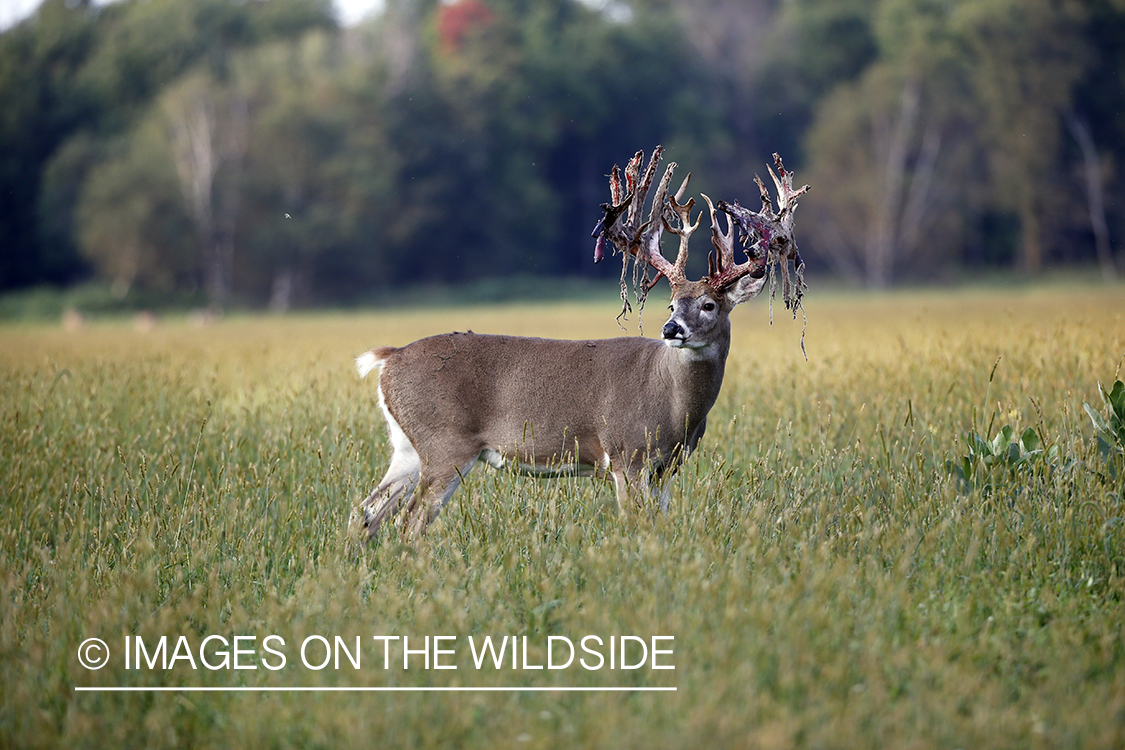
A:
[[662, 320, 686, 343]]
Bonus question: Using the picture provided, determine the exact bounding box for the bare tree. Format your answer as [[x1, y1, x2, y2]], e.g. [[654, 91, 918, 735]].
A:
[[1065, 109, 1116, 281], [804, 70, 957, 286], [865, 81, 944, 287], [162, 71, 248, 312]]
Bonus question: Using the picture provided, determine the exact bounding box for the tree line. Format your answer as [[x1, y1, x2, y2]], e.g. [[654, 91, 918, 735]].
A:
[[2, 0, 1122, 310]]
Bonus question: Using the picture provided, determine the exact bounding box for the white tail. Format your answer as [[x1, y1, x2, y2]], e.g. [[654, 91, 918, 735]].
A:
[[354, 350, 383, 379], [355, 148, 808, 539]]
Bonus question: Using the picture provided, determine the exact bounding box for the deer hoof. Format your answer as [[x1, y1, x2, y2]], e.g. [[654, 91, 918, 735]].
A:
[[361, 505, 377, 529]]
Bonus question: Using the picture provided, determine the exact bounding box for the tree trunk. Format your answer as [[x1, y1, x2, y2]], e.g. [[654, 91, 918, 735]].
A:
[[269, 268, 294, 313], [1019, 190, 1043, 274], [1065, 110, 1116, 281], [866, 82, 919, 288], [206, 236, 233, 314]]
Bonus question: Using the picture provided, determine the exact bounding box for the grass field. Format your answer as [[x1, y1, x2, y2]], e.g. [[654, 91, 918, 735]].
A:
[[1, 284, 1123, 748]]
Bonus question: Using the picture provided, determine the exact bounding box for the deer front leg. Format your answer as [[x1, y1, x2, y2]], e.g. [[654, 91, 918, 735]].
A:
[[608, 463, 670, 514], [653, 481, 672, 514], [609, 468, 631, 515]]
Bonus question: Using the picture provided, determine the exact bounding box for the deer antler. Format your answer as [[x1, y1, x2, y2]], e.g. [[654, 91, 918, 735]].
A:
[[701, 192, 745, 287], [662, 181, 700, 282], [716, 153, 810, 312], [594, 148, 809, 317], [592, 147, 691, 313]]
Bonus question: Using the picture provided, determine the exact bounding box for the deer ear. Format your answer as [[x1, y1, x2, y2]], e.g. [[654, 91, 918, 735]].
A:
[[724, 273, 767, 307]]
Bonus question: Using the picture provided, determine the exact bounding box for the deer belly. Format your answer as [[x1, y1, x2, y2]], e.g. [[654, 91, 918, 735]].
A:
[[476, 447, 602, 479]]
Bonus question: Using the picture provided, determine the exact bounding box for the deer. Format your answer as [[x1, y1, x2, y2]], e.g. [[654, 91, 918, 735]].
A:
[[354, 147, 808, 539]]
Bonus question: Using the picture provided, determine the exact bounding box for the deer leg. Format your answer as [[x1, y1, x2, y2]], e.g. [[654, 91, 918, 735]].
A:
[[361, 474, 416, 537], [362, 434, 423, 539], [362, 394, 425, 538], [609, 462, 670, 514], [651, 479, 671, 514], [400, 454, 479, 536], [641, 462, 672, 513], [609, 469, 630, 514], [610, 464, 659, 515]]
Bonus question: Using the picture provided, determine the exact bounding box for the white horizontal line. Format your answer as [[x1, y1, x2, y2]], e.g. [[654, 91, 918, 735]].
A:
[[75, 686, 676, 693]]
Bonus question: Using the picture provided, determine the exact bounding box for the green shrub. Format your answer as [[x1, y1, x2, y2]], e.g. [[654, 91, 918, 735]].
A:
[[1085, 379, 1125, 460], [946, 424, 1058, 494]]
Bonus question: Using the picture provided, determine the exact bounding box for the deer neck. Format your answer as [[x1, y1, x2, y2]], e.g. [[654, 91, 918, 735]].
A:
[[662, 319, 731, 423]]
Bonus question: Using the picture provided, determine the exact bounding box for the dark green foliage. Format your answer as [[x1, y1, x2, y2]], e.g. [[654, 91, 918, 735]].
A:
[[0, 0, 334, 292], [2, 0, 1125, 305], [947, 424, 1058, 495], [1085, 379, 1125, 468]]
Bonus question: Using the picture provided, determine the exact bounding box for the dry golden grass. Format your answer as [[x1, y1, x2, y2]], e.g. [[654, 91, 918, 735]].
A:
[[1, 283, 1123, 748]]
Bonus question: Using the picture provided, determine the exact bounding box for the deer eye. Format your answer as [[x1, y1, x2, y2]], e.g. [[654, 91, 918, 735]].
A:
[[702, 301, 716, 312]]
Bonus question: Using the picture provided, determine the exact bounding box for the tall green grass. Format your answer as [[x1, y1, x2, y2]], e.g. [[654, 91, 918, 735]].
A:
[[1, 287, 1123, 748]]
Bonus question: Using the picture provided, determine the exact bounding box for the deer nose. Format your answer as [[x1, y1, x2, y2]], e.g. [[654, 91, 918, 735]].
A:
[[662, 320, 684, 340]]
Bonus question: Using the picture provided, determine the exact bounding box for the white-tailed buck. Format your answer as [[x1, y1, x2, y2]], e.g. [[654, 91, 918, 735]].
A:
[[355, 147, 808, 538]]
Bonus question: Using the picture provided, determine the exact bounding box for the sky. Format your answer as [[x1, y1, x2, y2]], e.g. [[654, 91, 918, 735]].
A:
[[0, 0, 386, 31]]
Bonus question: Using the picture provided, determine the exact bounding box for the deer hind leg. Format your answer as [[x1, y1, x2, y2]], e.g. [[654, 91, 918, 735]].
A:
[[401, 456, 479, 536], [360, 445, 421, 537], [361, 393, 422, 538]]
